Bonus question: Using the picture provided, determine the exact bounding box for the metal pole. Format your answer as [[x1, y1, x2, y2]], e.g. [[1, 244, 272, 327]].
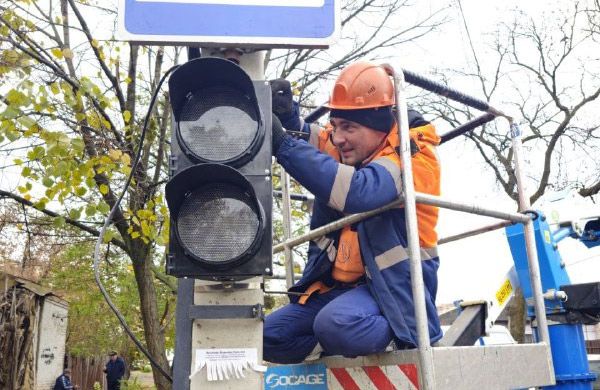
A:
[[438, 220, 514, 245], [273, 197, 404, 254], [439, 113, 496, 144], [509, 121, 552, 347], [304, 103, 329, 123], [389, 66, 436, 390], [402, 69, 490, 112], [273, 193, 530, 255], [415, 193, 530, 223], [280, 168, 295, 288]]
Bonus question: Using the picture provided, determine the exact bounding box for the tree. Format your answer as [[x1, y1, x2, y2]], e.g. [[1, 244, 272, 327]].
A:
[[266, 0, 447, 107], [419, 1, 600, 204], [45, 241, 175, 367], [587, 0, 600, 36], [1, 0, 175, 387]]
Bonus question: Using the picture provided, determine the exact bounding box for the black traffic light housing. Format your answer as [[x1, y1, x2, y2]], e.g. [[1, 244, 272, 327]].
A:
[[165, 57, 272, 280]]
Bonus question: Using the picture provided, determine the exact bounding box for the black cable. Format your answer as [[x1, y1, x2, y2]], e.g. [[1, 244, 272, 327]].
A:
[[93, 64, 179, 383]]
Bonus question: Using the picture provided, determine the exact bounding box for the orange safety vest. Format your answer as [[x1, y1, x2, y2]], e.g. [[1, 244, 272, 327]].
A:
[[298, 123, 440, 304]]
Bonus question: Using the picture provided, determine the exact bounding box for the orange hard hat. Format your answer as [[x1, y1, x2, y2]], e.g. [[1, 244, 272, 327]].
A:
[[326, 61, 394, 110]]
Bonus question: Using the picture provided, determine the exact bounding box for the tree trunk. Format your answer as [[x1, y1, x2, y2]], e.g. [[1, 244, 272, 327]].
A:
[[508, 288, 526, 343], [131, 244, 171, 390]]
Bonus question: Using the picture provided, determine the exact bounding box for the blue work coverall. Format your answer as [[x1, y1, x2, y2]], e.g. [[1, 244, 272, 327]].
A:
[[264, 118, 443, 363]]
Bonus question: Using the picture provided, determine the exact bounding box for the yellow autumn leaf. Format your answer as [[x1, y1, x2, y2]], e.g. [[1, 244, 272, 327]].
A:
[[50, 82, 60, 95], [99, 184, 109, 195], [108, 149, 122, 160], [123, 110, 131, 123], [120, 153, 131, 166], [62, 48, 73, 59], [51, 47, 63, 59]]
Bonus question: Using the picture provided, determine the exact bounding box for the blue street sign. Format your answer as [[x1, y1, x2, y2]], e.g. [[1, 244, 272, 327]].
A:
[[117, 0, 339, 48]]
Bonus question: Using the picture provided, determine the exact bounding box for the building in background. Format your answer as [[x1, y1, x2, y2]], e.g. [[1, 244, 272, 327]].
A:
[[0, 272, 68, 389]]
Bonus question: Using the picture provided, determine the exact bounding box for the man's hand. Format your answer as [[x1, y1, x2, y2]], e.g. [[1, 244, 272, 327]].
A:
[[270, 79, 303, 131], [270, 79, 294, 117]]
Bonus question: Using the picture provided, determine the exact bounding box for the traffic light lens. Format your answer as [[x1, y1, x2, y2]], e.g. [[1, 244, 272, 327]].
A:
[[176, 183, 261, 264], [178, 86, 260, 164]]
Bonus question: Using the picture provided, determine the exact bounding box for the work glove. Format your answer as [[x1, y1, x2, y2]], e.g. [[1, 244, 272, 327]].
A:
[[407, 108, 430, 128], [390, 107, 431, 128], [271, 113, 287, 156], [270, 79, 304, 131]]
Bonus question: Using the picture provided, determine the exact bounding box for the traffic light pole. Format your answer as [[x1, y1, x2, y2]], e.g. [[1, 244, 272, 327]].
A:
[[171, 49, 270, 390]]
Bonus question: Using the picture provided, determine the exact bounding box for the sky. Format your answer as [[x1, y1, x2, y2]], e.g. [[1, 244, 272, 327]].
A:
[[398, 0, 600, 303]]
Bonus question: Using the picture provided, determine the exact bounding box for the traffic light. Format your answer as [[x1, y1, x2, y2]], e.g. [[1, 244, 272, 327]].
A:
[[165, 57, 272, 280]]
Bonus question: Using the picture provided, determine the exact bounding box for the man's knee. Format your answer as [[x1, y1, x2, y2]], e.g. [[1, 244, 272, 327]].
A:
[[264, 314, 315, 364], [313, 306, 357, 352], [313, 304, 392, 357], [264, 317, 294, 361]]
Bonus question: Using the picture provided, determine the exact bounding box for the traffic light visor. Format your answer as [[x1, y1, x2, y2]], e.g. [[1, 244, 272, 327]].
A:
[[166, 164, 265, 267], [169, 58, 262, 166]]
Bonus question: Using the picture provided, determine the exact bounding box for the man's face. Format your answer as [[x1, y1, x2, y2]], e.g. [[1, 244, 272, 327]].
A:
[[330, 117, 387, 166], [110, 355, 117, 361]]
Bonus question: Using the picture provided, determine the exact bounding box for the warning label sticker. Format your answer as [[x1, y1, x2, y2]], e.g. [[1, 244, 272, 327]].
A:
[[495, 279, 513, 306]]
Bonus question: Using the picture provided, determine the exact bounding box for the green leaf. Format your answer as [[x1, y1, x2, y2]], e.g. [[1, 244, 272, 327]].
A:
[[42, 176, 54, 187], [98, 202, 110, 214], [71, 138, 85, 154], [34, 199, 47, 210], [6, 130, 19, 141], [69, 208, 81, 220], [99, 184, 109, 195], [6, 89, 30, 106], [85, 204, 96, 216], [103, 230, 114, 243], [53, 216, 66, 227]]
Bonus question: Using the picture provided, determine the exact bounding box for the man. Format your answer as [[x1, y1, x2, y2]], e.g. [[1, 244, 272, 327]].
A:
[[104, 351, 126, 390], [264, 61, 442, 363], [53, 368, 77, 390]]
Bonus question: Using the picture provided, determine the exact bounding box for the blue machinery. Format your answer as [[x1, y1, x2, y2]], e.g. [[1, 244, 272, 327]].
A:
[[507, 216, 600, 389]]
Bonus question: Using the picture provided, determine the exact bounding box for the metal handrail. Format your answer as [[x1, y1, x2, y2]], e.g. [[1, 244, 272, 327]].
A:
[[390, 65, 436, 389], [273, 193, 529, 254], [280, 169, 295, 288], [509, 120, 551, 347]]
